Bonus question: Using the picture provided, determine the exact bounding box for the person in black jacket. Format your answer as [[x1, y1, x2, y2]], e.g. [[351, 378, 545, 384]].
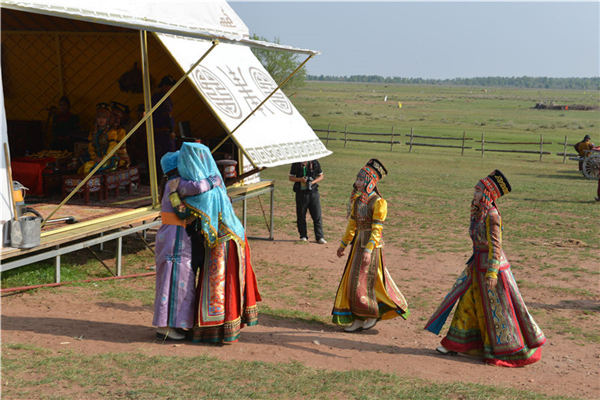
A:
[[289, 160, 326, 243]]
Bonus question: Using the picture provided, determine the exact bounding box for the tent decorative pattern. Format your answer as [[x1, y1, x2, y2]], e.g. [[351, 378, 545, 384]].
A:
[[156, 33, 331, 168]]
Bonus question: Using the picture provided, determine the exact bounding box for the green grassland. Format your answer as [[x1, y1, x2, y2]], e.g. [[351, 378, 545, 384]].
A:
[[283, 81, 600, 258], [2, 345, 578, 400], [295, 82, 599, 151]]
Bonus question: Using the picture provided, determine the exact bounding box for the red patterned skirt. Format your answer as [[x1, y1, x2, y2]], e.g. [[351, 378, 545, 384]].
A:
[[193, 237, 260, 343]]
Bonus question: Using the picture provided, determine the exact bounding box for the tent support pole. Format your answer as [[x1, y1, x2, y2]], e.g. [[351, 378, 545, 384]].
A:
[[41, 39, 220, 227], [211, 53, 315, 167], [140, 30, 159, 207]]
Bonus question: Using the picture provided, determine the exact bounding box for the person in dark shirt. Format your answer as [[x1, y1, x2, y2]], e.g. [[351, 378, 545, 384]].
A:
[[289, 160, 326, 243], [152, 75, 177, 174], [50, 96, 81, 151]]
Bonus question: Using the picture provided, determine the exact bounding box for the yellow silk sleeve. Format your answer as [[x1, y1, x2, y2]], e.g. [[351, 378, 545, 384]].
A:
[[106, 129, 118, 155], [365, 198, 387, 253], [340, 217, 357, 249], [117, 128, 126, 141], [87, 131, 96, 159]]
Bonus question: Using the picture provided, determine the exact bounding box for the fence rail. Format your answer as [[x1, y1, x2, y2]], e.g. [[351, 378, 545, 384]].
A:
[[314, 124, 579, 163]]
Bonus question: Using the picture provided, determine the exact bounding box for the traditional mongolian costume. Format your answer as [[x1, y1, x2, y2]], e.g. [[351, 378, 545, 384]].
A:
[[109, 101, 131, 169], [153, 151, 221, 340], [79, 103, 118, 175], [177, 142, 260, 344], [425, 170, 545, 367], [332, 159, 409, 331]]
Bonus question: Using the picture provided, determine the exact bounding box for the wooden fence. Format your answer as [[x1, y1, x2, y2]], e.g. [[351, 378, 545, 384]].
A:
[[314, 125, 580, 163], [475, 133, 551, 161], [314, 124, 403, 151]]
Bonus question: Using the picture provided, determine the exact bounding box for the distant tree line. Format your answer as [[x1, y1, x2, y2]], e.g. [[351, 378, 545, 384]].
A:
[[251, 34, 307, 90], [307, 75, 600, 90]]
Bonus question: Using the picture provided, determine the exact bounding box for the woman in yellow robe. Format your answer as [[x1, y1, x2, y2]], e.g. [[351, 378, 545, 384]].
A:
[[109, 101, 131, 169], [425, 170, 545, 367], [332, 159, 409, 332], [78, 103, 118, 175]]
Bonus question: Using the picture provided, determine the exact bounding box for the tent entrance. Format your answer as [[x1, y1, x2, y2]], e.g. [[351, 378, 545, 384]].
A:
[[2, 10, 234, 221]]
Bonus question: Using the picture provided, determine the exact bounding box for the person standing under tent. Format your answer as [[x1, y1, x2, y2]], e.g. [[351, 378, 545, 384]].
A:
[[289, 160, 327, 243], [152, 75, 177, 174], [177, 142, 261, 344], [332, 159, 409, 332], [50, 96, 81, 152], [153, 151, 223, 340], [425, 170, 546, 367]]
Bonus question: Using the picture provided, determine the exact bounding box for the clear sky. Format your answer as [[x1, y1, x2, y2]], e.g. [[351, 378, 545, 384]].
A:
[[229, 1, 600, 79]]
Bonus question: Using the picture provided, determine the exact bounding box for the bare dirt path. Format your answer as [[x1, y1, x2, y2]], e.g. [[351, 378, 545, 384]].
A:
[[2, 234, 599, 399]]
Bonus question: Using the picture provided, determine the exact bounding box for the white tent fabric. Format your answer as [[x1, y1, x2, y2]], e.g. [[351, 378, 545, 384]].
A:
[[0, 68, 13, 226], [0, 0, 328, 224], [157, 33, 331, 168], [1, 0, 318, 55], [3, 0, 249, 37]]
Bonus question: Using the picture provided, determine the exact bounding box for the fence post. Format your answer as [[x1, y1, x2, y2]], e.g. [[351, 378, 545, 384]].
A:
[[461, 130, 466, 156], [409, 128, 414, 152], [562, 135, 567, 164], [343, 124, 348, 148], [481, 132, 485, 158], [539, 134, 543, 161], [325, 122, 331, 146], [390, 126, 395, 152]]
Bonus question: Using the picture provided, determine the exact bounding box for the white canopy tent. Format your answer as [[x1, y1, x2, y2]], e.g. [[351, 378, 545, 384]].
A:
[[0, 0, 330, 234], [0, 72, 10, 225], [157, 33, 331, 168], [0, 0, 317, 54]]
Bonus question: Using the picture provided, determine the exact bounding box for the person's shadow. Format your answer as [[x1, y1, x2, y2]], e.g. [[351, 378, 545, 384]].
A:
[[238, 314, 482, 365], [1, 311, 482, 365]]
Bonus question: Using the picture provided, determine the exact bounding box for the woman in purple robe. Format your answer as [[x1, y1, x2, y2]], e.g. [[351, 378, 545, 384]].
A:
[[153, 151, 221, 340]]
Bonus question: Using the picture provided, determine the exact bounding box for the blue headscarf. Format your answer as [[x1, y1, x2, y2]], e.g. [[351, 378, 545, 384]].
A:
[[177, 142, 245, 246], [160, 151, 179, 174]]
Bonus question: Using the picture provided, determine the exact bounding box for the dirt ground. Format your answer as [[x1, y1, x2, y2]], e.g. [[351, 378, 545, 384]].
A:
[[2, 231, 599, 399]]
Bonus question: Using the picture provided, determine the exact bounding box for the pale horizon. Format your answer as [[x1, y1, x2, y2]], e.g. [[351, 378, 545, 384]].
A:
[[230, 1, 600, 79]]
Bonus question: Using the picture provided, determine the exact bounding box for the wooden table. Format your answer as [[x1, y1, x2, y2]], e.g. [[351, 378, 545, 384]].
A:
[[228, 180, 275, 240]]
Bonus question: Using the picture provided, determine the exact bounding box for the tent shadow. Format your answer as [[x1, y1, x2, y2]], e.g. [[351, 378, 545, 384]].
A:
[[1, 315, 156, 344], [95, 301, 151, 313], [1, 314, 483, 365]]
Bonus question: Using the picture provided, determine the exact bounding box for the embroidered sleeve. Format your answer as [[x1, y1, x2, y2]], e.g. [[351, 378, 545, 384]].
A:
[[177, 175, 221, 197], [340, 212, 357, 249], [365, 198, 387, 253], [485, 210, 502, 279]]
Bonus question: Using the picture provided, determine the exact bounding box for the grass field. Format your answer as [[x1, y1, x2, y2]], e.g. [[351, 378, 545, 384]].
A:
[[2, 81, 599, 399], [2, 344, 578, 400], [292, 82, 599, 154]]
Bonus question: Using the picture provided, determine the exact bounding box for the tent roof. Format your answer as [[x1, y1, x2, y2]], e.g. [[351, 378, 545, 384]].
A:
[[157, 33, 331, 168], [1, 0, 319, 55]]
